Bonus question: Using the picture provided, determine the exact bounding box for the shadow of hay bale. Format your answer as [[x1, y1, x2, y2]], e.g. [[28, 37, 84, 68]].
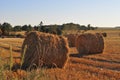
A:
[[12, 64, 21, 71], [69, 53, 82, 58], [69, 52, 102, 58]]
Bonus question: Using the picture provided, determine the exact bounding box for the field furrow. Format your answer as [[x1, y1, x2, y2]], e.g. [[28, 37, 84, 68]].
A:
[[83, 56, 120, 64], [70, 57, 120, 71], [68, 62, 120, 79]]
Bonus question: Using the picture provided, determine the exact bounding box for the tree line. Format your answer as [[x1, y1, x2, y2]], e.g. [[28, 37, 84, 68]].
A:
[[0, 22, 97, 36]]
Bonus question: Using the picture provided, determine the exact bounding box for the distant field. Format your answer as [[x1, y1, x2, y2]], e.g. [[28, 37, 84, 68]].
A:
[[0, 29, 120, 80]]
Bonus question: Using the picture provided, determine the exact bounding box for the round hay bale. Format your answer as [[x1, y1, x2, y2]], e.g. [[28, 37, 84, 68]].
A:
[[75, 33, 104, 54], [64, 34, 78, 47], [21, 31, 69, 70], [102, 32, 107, 37]]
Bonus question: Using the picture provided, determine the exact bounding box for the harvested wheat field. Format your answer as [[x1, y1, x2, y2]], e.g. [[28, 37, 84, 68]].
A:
[[0, 29, 120, 80]]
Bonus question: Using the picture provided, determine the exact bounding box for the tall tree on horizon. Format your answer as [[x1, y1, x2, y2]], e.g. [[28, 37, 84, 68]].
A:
[[38, 21, 43, 31]]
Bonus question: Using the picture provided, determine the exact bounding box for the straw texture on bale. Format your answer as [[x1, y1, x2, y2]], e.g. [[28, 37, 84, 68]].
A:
[[75, 33, 104, 54], [64, 34, 78, 47], [21, 31, 69, 69]]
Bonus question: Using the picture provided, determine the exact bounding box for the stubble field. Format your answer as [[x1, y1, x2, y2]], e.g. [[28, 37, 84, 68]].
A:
[[0, 29, 120, 80]]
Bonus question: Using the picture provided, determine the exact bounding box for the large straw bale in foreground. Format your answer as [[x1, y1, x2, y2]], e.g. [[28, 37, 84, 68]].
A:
[[75, 33, 104, 54], [21, 32, 69, 69], [64, 34, 78, 47]]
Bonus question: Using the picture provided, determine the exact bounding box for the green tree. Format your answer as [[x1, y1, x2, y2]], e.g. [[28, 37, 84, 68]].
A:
[[21, 25, 32, 31], [1, 22, 12, 35], [87, 24, 91, 30], [33, 26, 38, 31], [87, 24, 95, 30], [0, 23, 2, 29], [13, 25, 22, 31], [57, 28, 62, 35], [21, 25, 27, 31], [62, 23, 80, 30], [79, 25, 87, 30], [0, 29, 2, 36], [49, 25, 58, 34], [28, 25, 33, 31], [38, 21, 43, 31]]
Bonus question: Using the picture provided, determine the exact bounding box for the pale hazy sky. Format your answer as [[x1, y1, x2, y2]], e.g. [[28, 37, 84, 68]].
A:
[[0, 0, 120, 27]]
